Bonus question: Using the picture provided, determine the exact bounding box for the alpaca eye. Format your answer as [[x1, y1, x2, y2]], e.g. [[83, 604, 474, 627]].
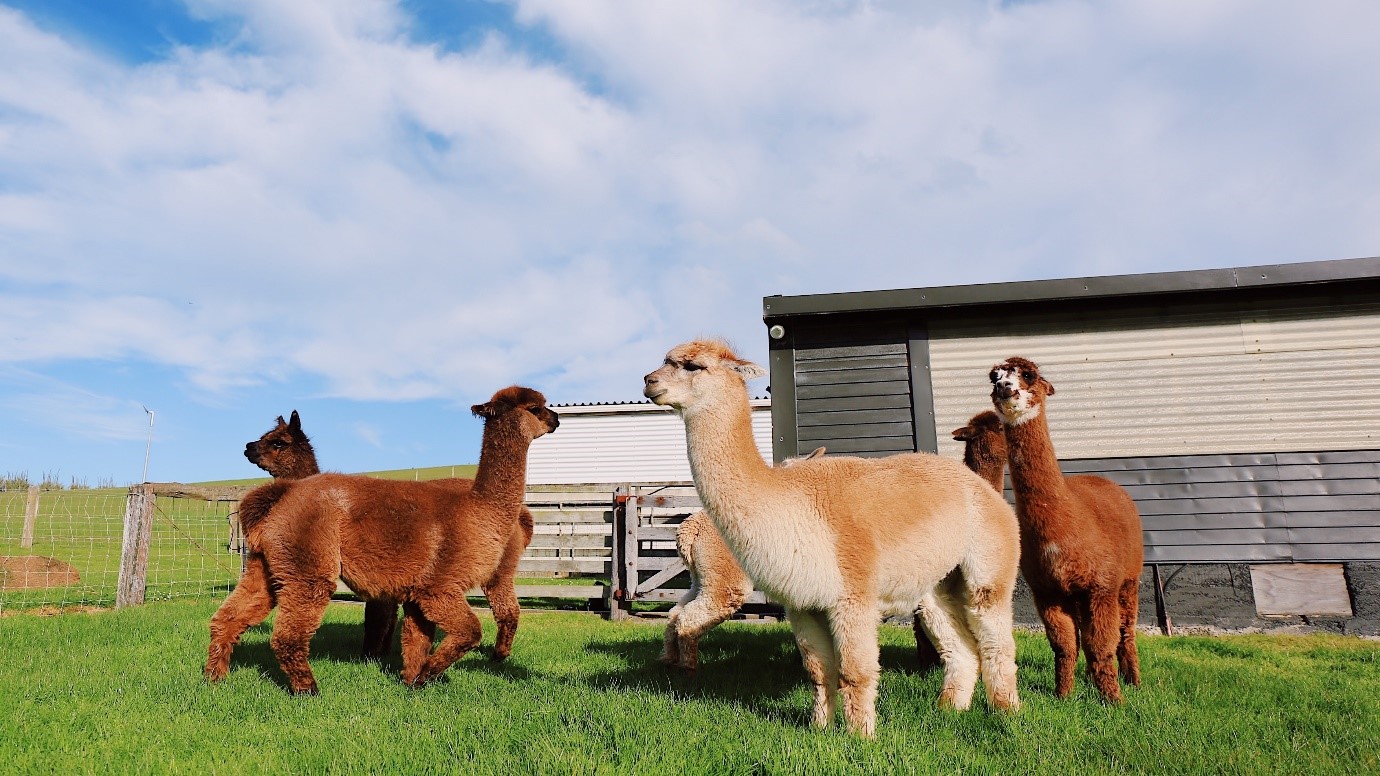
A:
[[1022, 371, 1036, 382], [683, 362, 704, 372]]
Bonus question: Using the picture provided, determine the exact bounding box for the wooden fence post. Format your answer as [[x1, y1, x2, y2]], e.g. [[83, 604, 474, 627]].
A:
[[21, 485, 40, 548], [116, 484, 155, 608]]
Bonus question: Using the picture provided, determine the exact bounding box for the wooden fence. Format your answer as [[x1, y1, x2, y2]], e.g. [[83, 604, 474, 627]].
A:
[[609, 483, 781, 621], [94, 482, 776, 620]]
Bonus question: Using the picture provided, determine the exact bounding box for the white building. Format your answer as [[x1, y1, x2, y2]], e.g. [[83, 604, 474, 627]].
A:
[[525, 398, 773, 485]]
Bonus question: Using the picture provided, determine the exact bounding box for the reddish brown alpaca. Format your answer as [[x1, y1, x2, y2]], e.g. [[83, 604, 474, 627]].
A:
[[241, 411, 535, 661], [206, 386, 557, 693], [911, 409, 1012, 668], [990, 357, 1144, 702]]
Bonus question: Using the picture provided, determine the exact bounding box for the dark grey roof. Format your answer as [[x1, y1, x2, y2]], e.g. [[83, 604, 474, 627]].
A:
[[762, 255, 1380, 320]]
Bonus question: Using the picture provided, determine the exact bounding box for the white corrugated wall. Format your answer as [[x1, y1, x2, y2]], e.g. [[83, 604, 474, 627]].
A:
[[929, 295, 1380, 461], [526, 400, 773, 485]]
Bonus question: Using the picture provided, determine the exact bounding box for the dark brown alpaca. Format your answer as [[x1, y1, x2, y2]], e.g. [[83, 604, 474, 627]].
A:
[[206, 386, 557, 694], [952, 410, 1008, 493], [990, 357, 1144, 702], [244, 411, 320, 480], [240, 411, 534, 661], [912, 410, 1011, 670]]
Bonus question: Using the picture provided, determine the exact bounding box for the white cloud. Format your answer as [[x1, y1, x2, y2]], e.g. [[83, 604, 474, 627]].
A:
[[2, 0, 1378, 414]]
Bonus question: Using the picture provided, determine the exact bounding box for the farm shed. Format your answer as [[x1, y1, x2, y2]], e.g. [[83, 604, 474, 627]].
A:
[[525, 399, 774, 485], [762, 255, 1380, 634]]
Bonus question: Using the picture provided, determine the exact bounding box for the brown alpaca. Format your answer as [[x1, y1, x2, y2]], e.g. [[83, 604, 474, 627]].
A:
[[908, 409, 1012, 670], [241, 411, 535, 661], [660, 447, 826, 673], [952, 410, 1007, 493], [205, 386, 558, 694], [990, 357, 1144, 702]]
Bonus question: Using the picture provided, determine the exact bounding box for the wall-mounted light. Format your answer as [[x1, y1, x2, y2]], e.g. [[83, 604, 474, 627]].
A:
[[768, 324, 786, 340]]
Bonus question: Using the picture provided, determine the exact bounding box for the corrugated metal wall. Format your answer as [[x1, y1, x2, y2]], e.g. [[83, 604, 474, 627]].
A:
[[928, 294, 1380, 462], [790, 319, 915, 457], [525, 401, 773, 485], [1051, 450, 1380, 564]]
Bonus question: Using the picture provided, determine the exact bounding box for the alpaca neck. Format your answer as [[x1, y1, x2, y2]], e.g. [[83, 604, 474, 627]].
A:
[[288, 456, 320, 480], [682, 392, 771, 515], [1004, 410, 1072, 527], [470, 417, 529, 512], [966, 449, 1005, 492]]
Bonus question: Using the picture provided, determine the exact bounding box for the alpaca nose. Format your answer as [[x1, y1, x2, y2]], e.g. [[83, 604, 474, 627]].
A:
[[643, 373, 658, 387]]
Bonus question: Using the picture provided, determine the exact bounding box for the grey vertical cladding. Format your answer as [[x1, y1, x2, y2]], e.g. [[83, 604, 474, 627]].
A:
[[790, 318, 915, 458], [1054, 449, 1380, 563]]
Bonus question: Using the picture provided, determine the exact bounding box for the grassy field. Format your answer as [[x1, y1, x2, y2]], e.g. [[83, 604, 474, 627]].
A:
[[1, 601, 1376, 775], [0, 489, 241, 611]]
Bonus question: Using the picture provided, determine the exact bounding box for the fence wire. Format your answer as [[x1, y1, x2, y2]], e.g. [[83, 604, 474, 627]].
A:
[[0, 488, 241, 614]]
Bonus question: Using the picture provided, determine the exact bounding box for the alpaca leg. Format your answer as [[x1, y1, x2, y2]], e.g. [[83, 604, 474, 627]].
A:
[[1117, 578, 1142, 687], [915, 568, 962, 673], [482, 575, 521, 661], [206, 552, 276, 682], [268, 578, 335, 695], [919, 589, 980, 711], [411, 593, 484, 686], [661, 595, 688, 666], [361, 599, 398, 660], [1080, 591, 1125, 703], [399, 602, 436, 686], [673, 581, 745, 673], [830, 603, 882, 738], [912, 608, 943, 673], [787, 608, 839, 729], [1035, 593, 1079, 699], [960, 593, 1021, 711]]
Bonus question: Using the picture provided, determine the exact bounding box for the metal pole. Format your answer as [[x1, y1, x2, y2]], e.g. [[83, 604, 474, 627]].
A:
[[142, 406, 155, 483]]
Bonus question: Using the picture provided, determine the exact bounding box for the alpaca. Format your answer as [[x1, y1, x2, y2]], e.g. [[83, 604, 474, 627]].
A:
[[205, 386, 558, 694], [990, 357, 1144, 702], [660, 447, 826, 674], [951, 410, 1007, 493], [907, 409, 1012, 670], [644, 340, 1021, 737], [241, 411, 535, 661], [244, 411, 319, 480]]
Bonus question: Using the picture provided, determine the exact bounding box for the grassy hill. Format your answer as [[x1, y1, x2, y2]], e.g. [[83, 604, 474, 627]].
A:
[[194, 463, 479, 488]]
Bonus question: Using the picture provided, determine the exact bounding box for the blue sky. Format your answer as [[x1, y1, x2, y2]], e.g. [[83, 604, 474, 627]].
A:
[[2, 1, 1378, 486]]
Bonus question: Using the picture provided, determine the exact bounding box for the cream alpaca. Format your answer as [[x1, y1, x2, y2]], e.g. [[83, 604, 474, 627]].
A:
[[644, 340, 1022, 737], [660, 447, 825, 673]]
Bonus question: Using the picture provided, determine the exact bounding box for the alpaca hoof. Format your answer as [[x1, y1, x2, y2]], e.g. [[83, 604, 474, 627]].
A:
[[490, 650, 509, 662], [289, 681, 319, 696], [203, 665, 227, 683], [936, 689, 970, 711]]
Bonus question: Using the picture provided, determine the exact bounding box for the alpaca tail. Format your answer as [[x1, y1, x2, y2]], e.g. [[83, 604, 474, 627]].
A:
[[237, 480, 294, 538]]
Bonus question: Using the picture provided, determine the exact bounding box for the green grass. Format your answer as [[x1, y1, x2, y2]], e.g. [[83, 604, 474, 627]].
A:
[[1, 602, 1376, 775]]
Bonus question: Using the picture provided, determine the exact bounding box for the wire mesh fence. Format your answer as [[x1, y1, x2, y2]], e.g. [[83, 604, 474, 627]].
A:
[[0, 486, 243, 615]]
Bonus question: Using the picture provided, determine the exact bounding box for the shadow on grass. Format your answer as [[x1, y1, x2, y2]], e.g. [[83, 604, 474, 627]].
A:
[[230, 621, 534, 693], [576, 623, 951, 727]]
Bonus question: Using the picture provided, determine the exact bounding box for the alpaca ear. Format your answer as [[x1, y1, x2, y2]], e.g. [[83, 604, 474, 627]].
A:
[[952, 427, 971, 441], [471, 402, 495, 418], [288, 410, 301, 431], [275, 415, 286, 426], [1043, 378, 1056, 396], [728, 358, 767, 381]]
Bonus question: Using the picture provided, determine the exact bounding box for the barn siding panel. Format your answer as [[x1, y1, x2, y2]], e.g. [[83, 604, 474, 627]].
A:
[[1051, 449, 1380, 564], [927, 297, 1380, 462], [525, 401, 773, 485], [789, 320, 915, 458]]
